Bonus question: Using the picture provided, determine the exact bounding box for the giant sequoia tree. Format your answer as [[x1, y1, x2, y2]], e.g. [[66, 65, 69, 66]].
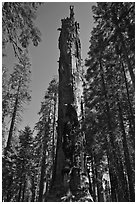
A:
[[84, 2, 135, 202], [2, 3, 135, 202], [46, 6, 93, 202]]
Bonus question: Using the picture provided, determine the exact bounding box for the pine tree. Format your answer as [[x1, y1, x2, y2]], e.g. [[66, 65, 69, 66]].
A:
[[5, 53, 31, 152], [3, 126, 35, 202], [16, 126, 34, 202], [84, 2, 135, 202], [34, 78, 58, 201]]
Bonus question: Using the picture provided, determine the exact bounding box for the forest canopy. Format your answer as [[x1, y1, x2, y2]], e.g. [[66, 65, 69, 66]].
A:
[[2, 2, 135, 202]]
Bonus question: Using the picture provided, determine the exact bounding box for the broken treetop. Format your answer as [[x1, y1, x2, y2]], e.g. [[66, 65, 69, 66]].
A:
[[58, 6, 80, 41]]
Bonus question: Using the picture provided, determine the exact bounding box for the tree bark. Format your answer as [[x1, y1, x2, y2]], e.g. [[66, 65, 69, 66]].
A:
[[31, 179, 35, 202], [117, 97, 135, 201], [121, 41, 135, 88], [121, 60, 135, 143], [18, 182, 22, 202], [90, 154, 96, 201], [52, 93, 57, 172], [21, 177, 26, 202], [38, 154, 46, 201], [92, 154, 104, 202], [99, 58, 127, 201], [38, 123, 49, 201], [113, 18, 135, 88], [6, 96, 18, 150], [87, 168, 93, 197], [6, 80, 21, 150]]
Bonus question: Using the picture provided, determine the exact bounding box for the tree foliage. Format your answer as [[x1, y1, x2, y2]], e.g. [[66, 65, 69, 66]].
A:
[[2, 126, 35, 202], [3, 53, 31, 151], [33, 78, 58, 201], [2, 3, 135, 202], [84, 2, 135, 202], [2, 2, 41, 60]]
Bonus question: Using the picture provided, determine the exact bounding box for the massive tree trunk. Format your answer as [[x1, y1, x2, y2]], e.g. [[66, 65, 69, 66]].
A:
[[46, 6, 93, 202]]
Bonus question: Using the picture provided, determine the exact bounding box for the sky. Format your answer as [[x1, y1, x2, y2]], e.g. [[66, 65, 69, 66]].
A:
[[3, 2, 96, 131]]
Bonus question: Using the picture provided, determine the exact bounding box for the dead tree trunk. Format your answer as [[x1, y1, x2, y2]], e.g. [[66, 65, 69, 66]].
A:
[[46, 6, 93, 202]]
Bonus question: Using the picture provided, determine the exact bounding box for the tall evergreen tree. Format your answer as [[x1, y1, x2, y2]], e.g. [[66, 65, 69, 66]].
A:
[[16, 126, 34, 202], [5, 53, 31, 151], [84, 2, 135, 202], [2, 126, 34, 202], [34, 78, 58, 201]]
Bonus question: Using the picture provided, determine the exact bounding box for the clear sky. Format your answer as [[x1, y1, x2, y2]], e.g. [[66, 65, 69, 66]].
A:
[[4, 2, 96, 131]]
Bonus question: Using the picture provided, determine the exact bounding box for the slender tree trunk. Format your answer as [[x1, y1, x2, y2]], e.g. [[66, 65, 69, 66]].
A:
[[106, 149, 118, 202], [109, 168, 118, 201], [117, 98, 135, 201], [18, 182, 22, 202], [21, 177, 26, 202], [38, 93, 55, 201], [38, 108, 51, 201], [2, 101, 7, 124], [118, 157, 130, 201], [31, 186, 35, 202], [114, 23, 135, 88], [38, 153, 47, 201], [121, 61, 134, 125], [38, 135, 48, 201], [6, 97, 18, 149], [5, 176, 13, 202], [17, 160, 25, 202], [94, 155, 104, 202], [52, 93, 57, 170], [31, 177, 35, 202], [90, 153, 97, 201], [87, 168, 92, 197], [121, 60, 135, 144], [121, 42, 135, 88], [6, 80, 21, 150], [99, 58, 126, 201], [116, 142, 130, 201]]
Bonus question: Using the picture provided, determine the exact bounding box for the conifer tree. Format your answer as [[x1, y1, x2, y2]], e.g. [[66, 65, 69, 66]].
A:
[[5, 53, 31, 151], [16, 126, 34, 202], [34, 78, 58, 201], [84, 2, 135, 202]]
